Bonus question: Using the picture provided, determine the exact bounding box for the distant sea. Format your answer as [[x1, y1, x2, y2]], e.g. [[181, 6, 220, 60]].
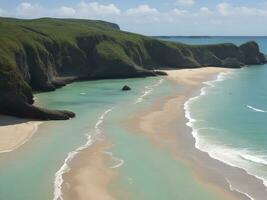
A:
[[156, 36, 267, 53]]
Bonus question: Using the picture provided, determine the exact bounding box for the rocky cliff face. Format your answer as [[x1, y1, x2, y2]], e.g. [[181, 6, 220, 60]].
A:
[[0, 18, 266, 120]]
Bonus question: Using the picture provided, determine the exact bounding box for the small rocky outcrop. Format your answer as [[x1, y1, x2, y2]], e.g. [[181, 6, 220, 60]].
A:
[[2, 100, 75, 120], [240, 41, 266, 64], [153, 71, 168, 76], [121, 85, 131, 91]]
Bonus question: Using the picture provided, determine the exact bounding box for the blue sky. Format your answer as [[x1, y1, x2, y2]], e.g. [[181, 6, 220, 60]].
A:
[[0, 0, 267, 36]]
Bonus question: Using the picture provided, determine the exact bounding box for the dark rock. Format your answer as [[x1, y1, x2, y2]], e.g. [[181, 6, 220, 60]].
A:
[[122, 85, 131, 91], [2, 100, 75, 120], [240, 41, 266, 64], [52, 79, 67, 89], [222, 57, 244, 68], [154, 71, 168, 76]]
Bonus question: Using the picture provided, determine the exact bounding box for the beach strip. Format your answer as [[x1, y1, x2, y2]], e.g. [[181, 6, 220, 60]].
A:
[[0, 115, 42, 153], [61, 140, 118, 200], [61, 67, 267, 200], [131, 67, 267, 200]]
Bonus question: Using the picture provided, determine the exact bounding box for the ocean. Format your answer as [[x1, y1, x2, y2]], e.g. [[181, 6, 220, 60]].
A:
[[171, 36, 267, 198], [0, 36, 266, 200]]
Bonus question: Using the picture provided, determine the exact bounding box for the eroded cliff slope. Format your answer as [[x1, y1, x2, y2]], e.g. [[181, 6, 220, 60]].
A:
[[0, 17, 265, 119]]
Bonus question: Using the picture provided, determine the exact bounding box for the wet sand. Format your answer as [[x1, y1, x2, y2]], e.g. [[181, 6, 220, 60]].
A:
[[130, 67, 267, 200], [62, 137, 120, 200], [62, 67, 267, 200]]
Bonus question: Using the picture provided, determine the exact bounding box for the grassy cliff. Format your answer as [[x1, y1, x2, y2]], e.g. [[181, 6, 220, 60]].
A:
[[0, 17, 265, 119]]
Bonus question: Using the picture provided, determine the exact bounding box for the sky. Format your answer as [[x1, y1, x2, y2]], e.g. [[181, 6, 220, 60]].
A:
[[0, 0, 267, 36]]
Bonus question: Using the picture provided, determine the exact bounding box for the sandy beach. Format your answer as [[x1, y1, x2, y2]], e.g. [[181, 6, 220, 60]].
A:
[[62, 138, 120, 200], [129, 67, 267, 200], [61, 67, 267, 200], [60, 104, 123, 200], [0, 115, 42, 153]]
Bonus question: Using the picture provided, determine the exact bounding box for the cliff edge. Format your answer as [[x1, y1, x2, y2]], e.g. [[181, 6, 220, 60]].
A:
[[0, 17, 265, 120]]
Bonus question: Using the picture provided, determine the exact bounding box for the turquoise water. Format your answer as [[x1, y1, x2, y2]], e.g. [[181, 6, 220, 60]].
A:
[[0, 36, 266, 200], [0, 77, 166, 199], [0, 76, 223, 200], [102, 88, 224, 200], [186, 65, 267, 186], [170, 36, 267, 198]]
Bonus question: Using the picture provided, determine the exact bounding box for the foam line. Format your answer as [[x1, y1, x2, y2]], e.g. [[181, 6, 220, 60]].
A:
[[53, 108, 114, 200], [183, 70, 267, 198], [135, 78, 164, 104], [226, 178, 255, 200], [247, 105, 267, 113], [240, 153, 267, 166], [104, 151, 125, 169]]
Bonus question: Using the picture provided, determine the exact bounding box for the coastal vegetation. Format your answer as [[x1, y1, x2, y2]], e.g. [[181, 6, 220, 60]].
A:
[[0, 17, 265, 119]]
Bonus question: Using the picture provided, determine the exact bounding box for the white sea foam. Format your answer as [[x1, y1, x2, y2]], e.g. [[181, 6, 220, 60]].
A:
[[53, 108, 114, 200], [104, 151, 125, 169], [240, 153, 267, 166], [135, 78, 164, 104], [184, 70, 267, 198], [226, 178, 255, 200], [247, 105, 267, 113], [80, 92, 86, 95]]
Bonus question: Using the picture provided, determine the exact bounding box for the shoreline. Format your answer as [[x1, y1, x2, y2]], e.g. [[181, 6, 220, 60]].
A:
[[0, 115, 42, 153], [59, 108, 119, 200], [128, 67, 267, 200], [61, 140, 118, 200], [1, 66, 266, 199], [56, 67, 267, 200]]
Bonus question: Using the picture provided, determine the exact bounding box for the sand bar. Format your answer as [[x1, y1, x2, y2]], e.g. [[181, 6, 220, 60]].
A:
[[62, 139, 118, 200], [130, 67, 267, 200], [0, 115, 42, 153], [62, 67, 267, 200]]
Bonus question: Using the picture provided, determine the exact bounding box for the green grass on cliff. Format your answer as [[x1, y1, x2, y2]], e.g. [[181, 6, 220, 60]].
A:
[[0, 18, 121, 63], [0, 17, 264, 109], [0, 17, 149, 99], [0, 17, 233, 73]]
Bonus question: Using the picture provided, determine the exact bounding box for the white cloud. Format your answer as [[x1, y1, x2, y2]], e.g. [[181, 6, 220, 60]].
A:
[[14, 1, 267, 22], [200, 7, 213, 15], [15, 1, 121, 20], [124, 5, 188, 24], [125, 5, 160, 23], [58, 6, 76, 17], [0, 8, 7, 16], [77, 1, 121, 18], [216, 3, 232, 16], [125, 5, 158, 16], [172, 8, 188, 16], [216, 2, 267, 17], [16, 2, 44, 17], [176, 0, 195, 7]]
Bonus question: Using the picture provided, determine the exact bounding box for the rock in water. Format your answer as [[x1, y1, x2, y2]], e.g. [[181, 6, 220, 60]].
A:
[[122, 85, 131, 91]]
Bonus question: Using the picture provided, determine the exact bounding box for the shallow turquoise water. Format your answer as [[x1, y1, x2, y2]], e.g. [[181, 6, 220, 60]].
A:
[[188, 64, 267, 186], [0, 36, 266, 200], [102, 89, 223, 200], [0, 75, 223, 200], [0, 77, 167, 199], [175, 36, 267, 198]]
